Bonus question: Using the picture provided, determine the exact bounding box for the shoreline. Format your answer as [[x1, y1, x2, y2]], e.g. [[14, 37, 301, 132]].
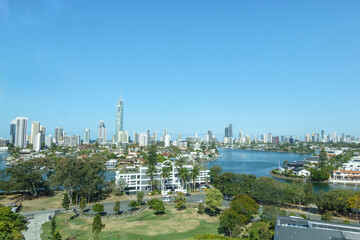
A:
[[220, 147, 313, 154], [270, 171, 360, 186]]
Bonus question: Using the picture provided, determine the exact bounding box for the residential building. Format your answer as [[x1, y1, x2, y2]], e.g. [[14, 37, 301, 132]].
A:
[[117, 130, 129, 144], [14, 117, 28, 148], [9, 120, 16, 144], [153, 131, 157, 143], [115, 162, 210, 194], [39, 125, 45, 142], [115, 97, 124, 141], [30, 121, 40, 145], [139, 133, 148, 146], [63, 135, 81, 147], [83, 129, 90, 144], [274, 216, 360, 240], [33, 133, 41, 152], [97, 120, 107, 143], [45, 135, 52, 148], [164, 135, 171, 147], [54, 127, 63, 144]]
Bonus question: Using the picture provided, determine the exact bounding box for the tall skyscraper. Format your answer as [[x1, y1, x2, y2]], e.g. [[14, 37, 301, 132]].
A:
[[9, 120, 16, 144], [153, 131, 157, 143], [54, 127, 63, 143], [147, 130, 151, 145], [98, 120, 107, 143], [30, 121, 40, 145], [229, 124, 233, 138], [14, 117, 28, 148], [33, 133, 41, 152], [83, 129, 90, 144], [115, 97, 124, 141], [163, 129, 168, 137], [225, 127, 229, 138], [39, 125, 46, 143], [208, 130, 213, 142]]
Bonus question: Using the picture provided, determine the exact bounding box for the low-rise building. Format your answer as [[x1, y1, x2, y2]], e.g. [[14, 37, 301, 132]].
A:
[[106, 159, 118, 169], [115, 161, 210, 195]]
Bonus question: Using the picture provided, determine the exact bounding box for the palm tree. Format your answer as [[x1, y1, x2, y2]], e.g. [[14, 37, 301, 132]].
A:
[[146, 164, 157, 191], [178, 167, 189, 191], [176, 157, 187, 168], [190, 165, 200, 191], [160, 166, 171, 192]]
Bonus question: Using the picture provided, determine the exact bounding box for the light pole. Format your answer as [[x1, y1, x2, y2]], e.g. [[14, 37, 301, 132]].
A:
[[35, 222, 37, 240]]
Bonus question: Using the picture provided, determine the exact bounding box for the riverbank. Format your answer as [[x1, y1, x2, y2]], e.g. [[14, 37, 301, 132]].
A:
[[270, 171, 309, 181]]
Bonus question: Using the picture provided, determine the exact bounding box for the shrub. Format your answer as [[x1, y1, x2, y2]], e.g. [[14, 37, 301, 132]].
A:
[[198, 203, 205, 214]]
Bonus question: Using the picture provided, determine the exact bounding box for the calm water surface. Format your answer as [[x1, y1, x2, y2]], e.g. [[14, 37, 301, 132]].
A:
[[207, 148, 357, 192]]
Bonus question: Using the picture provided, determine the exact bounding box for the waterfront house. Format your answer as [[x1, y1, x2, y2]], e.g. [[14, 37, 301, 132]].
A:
[[105, 159, 118, 169], [292, 167, 310, 177]]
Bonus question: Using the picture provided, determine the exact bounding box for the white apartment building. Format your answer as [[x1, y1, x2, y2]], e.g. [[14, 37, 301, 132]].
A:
[[115, 161, 210, 195], [330, 156, 360, 183]]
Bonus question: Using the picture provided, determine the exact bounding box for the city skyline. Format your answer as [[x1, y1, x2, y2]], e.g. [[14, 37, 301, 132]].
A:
[[1, 1, 360, 137]]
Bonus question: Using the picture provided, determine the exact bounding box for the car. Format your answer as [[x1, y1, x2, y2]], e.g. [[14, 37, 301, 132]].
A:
[[162, 199, 171, 202], [186, 193, 191, 196], [162, 194, 170, 198], [195, 200, 203, 203]]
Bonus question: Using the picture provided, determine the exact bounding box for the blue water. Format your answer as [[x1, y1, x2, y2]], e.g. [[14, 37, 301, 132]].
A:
[[207, 148, 357, 192]]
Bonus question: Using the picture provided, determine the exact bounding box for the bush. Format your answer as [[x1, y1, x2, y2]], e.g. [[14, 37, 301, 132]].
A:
[[147, 199, 157, 209], [321, 212, 332, 221], [151, 189, 161, 195], [343, 220, 350, 224], [299, 214, 307, 219], [198, 203, 205, 214]]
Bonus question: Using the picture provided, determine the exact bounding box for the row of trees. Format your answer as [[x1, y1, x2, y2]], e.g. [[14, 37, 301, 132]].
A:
[[0, 153, 108, 204], [211, 165, 360, 217]]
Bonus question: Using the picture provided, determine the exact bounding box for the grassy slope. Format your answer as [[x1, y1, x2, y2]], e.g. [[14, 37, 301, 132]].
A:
[[41, 208, 219, 240]]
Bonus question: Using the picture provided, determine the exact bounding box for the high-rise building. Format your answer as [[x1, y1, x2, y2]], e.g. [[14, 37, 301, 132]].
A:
[[147, 130, 151, 145], [229, 124, 233, 138], [83, 129, 90, 144], [45, 135, 52, 148], [9, 120, 16, 144], [54, 127, 63, 144], [133, 132, 139, 144], [117, 131, 129, 144], [208, 130, 213, 142], [153, 131, 157, 143], [30, 121, 40, 145], [238, 131, 244, 144], [14, 117, 28, 148], [164, 135, 171, 147], [33, 133, 41, 152], [98, 120, 107, 143], [163, 129, 168, 137], [225, 127, 229, 138], [63, 135, 81, 147], [115, 97, 124, 141], [139, 133, 148, 146], [321, 130, 325, 140], [39, 125, 46, 143], [178, 133, 182, 141]]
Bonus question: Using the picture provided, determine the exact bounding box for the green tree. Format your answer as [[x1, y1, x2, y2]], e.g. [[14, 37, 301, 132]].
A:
[[62, 193, 70, 210], [114, 201, 120, 214], [178, 167, 189, 190], [146, 165, 158, 191], [50, 217, 56, 236], [230, 194, 259, 221], [137, 191, 144, 205], [152, 199, 165, 214], [128, 200, 140, 210], [209, 165, 223, 179], [92, 214, 105, 240], [218, 209, 247, 237], [0, 158, 49, 197], [247, 221, 273, 240], [205, 188, 224, 215], [0, 205, 27, 240], [176, 157, 187, 168], [174, 192, 187, 210], [160, 166, 171, 192], [92, 203, 104, 214], [319, 147, 328, 169], [53, 230, 62, 240], [321, 212, 333, 221], [80, 198, 87, 213], [191, 165, 200, 191]]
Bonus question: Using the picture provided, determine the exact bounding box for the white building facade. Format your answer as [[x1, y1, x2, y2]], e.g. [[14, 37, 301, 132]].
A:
[[115, 161, 210, 195]]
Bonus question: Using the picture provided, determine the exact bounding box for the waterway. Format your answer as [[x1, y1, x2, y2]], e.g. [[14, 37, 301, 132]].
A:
[[206, 148, 357, 192]]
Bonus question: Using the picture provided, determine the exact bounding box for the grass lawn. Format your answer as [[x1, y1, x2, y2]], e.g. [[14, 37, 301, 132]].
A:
[[0, 191, 64, 212], [41, 207, 219, 240]]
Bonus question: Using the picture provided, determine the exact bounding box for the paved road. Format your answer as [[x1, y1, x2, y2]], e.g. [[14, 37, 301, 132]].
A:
[[21, 209, 57, 240]]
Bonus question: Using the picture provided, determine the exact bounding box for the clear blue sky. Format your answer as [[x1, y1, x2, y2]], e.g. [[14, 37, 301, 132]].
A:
[[0, 0, 359, 140]]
